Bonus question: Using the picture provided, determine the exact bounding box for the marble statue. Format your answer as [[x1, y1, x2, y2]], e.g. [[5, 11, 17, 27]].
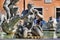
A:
[[3, 0, 11, 19]]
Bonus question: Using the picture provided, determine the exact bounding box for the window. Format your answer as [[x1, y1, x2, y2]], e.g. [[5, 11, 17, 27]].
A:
[[44, 0, 52, 3], [34, 8, 43, 15], [56, 8, 60, 18]]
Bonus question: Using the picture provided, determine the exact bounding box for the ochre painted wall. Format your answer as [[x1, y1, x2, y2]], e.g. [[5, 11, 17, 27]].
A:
[[0, 0, 60, 21], [0, 0, 24, 14], [0, 0, 5, 13]]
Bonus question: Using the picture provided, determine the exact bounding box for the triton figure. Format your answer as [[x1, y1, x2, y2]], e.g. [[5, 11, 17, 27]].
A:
[[27, 3, 44, 37]]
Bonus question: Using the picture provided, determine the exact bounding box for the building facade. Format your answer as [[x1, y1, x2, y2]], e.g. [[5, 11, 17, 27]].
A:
[[0, 0, 60, 21]]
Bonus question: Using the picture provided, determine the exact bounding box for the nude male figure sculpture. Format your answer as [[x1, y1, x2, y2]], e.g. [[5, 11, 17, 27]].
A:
[[3, 0, 11, 19]]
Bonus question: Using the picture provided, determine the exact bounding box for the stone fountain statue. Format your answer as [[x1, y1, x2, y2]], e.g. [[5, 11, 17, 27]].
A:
[[3, 0, 19, 20], [9, 0, 19, 18], [1, 0, 19, 37], [20, 3, 44, 38], [3, 0, 11, 19]]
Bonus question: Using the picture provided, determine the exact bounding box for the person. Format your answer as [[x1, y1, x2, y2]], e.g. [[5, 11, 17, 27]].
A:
[[53, 18, 57, 30], [58, 16, 60, 22], [40, 19, 46, 27], [48, 17, 57, 30], [48, 17, 53, 29]]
